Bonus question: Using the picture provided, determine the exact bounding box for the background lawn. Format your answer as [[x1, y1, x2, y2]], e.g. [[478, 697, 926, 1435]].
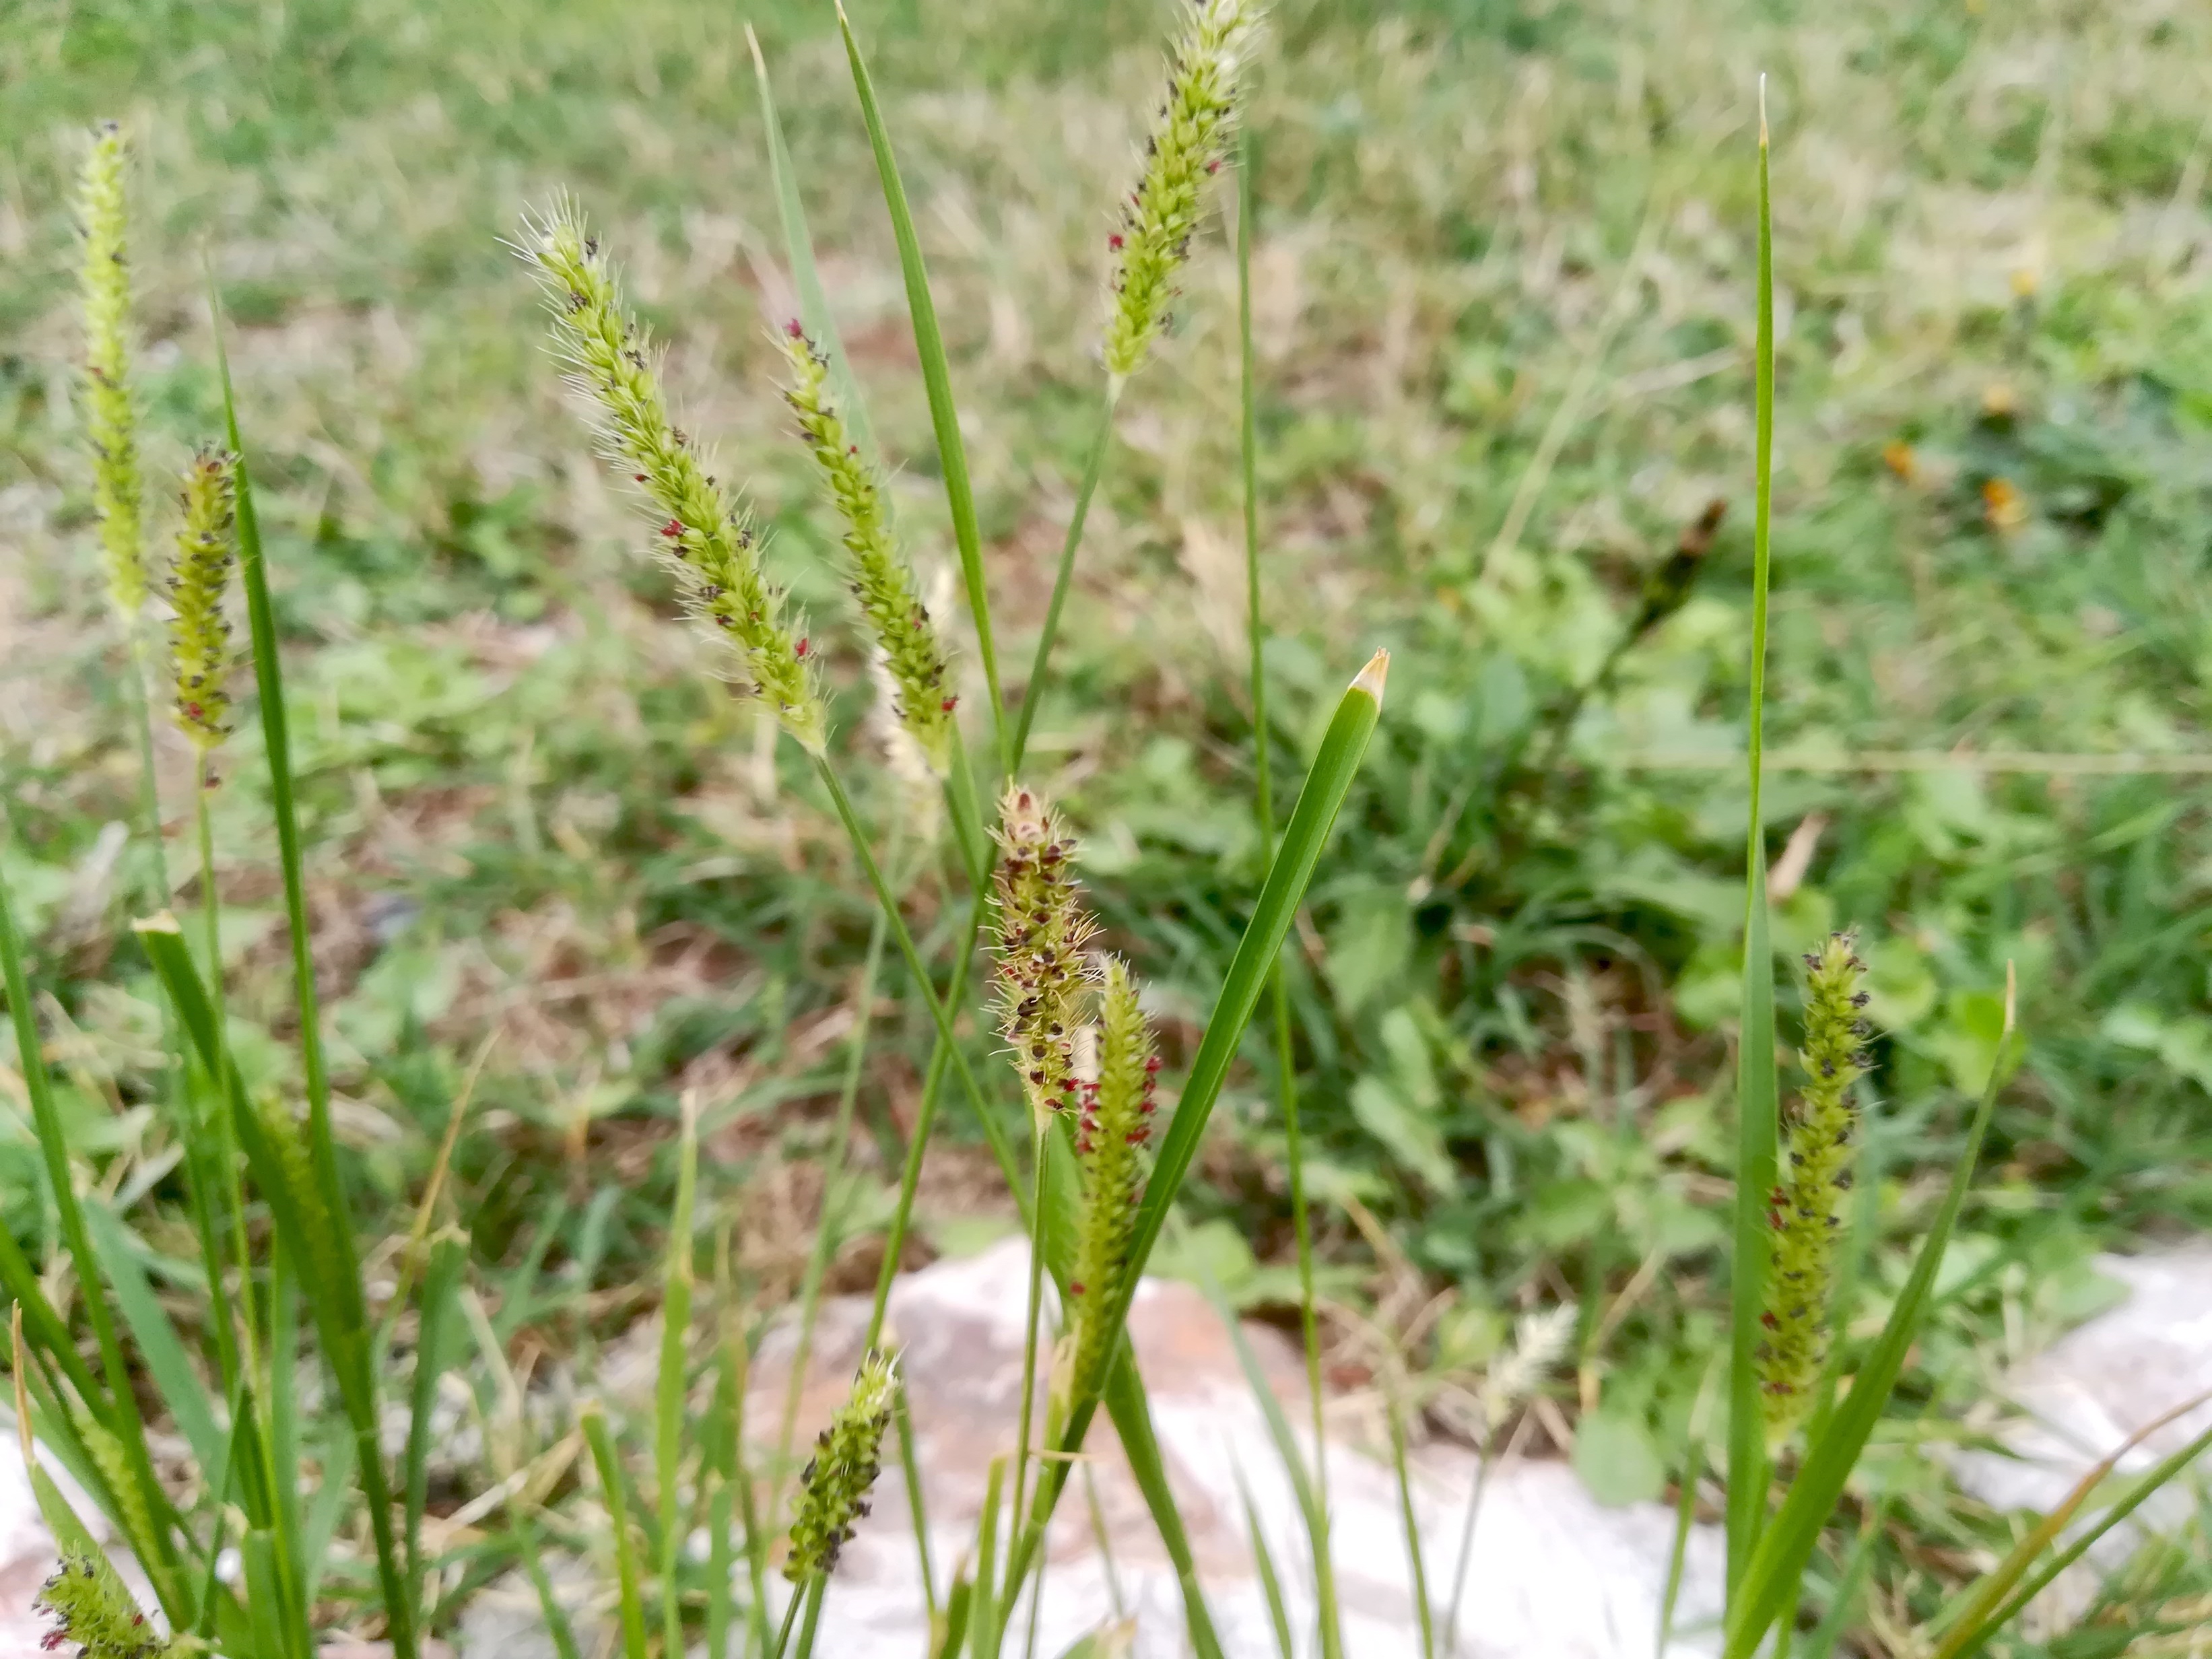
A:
[[5, 0, 2212, 1639]]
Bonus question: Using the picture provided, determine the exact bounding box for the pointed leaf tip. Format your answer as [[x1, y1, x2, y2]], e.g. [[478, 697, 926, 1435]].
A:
[[2003, 960, 2016, 1035], [1351, 649, 1389, 704], [131, 910, 182, 936], [1758, 74, 1770, 145]]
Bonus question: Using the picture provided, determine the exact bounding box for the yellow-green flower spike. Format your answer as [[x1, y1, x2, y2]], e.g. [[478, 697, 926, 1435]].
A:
[[36, 1549, 178, 1658], [1758, 930, 1874, 1447], [167, 447, 238, 750], [1069, 956, 1158, 1396], [784, 1349, 896, 1582], [776, 322, 957, 774], [79, 122, 145, 621], [523, 201, 828, 752], [990, 785, 1098, 1122], [1102, 0, 1260, 380]]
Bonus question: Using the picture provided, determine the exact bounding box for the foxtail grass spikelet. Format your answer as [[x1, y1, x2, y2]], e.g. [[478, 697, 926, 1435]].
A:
[[166, 447, 237, 749], [1758, 930, 1873, 1445], [36, 1551, 177, 1658], [79, 123, 145, 621], [776, 322, 958, 773], [1102, 0, 1260, 381], [991, 785, 1096, 1122], [1069, 956, 1159, 1394], [69, 1407, 155, 1567], [523, 203, 827, 751], [784, 1349, 896, 1582]]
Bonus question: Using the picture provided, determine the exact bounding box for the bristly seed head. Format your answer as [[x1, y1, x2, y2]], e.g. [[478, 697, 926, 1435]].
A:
[[1069, 955, 1158, 1396], [36, 1545, 176, 1657], [989, 784, 1097, 1122], [521, 198, 826, 751], [166, 447, 238, 751], [1102, 0, 1261, 380], [774, 323, 958, 774], [783, 1350, 896, 1582], [78, 122, 145, 623], [1757, 930, 1875, 1449]]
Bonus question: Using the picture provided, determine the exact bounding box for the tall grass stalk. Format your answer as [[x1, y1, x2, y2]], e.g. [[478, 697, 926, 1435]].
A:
[[1723, 81, 1780, 1596], [1236, 113, 1343, 1659]]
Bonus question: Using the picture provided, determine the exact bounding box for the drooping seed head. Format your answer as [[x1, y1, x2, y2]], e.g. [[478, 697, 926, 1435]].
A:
[[166, 447, 237, 751], [1758, 930, 1874, 1447], [521, 199, 827, 751], [78, 123, 145, 623], [1069, 955, 1158, 1396], [775, 323, 957, 773], [990, 784, 1098, 1121], [784, 1349, 897, 1582], [1102, 0, 1261, 380], [36, 1547, 176, 1658]]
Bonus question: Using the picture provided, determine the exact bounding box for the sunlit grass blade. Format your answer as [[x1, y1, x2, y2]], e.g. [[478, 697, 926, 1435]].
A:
[[1724, 84, 1779, 1596], [1928, 1384, 2212, 1659], [834, 1, 1006, 768], [1099, 1361, 1228, 1659], [970, 1454, 1006, 1659], [1723, 977, 2017, 1659], [209, 290, 417, 1659], [655, 1094, 700, 1658], [582, 1403, 650, 1659], [933, 1568, 976, 1659]]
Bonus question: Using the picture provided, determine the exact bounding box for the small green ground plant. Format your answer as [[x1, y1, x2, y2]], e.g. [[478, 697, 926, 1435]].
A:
[[2, 7, 2209, 1659]]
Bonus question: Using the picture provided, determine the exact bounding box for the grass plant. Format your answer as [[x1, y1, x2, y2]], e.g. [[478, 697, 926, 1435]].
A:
[[2, 3, 2211, 1657]]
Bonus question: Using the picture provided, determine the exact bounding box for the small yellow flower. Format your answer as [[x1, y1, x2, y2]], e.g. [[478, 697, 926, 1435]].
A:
[[1881, 440, 1917, 483], [1982, 475, 2027, 533]]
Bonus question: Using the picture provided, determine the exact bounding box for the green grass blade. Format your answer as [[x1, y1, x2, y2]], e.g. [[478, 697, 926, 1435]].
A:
[[516, 1513, 587, 1659], [81, 1203, 222, 1482], [1000, 655, 1384, 1595], [1387, 1383, 1436, 1659], [1931, 1390, 2212, 1659], [1108, 653, 1386, 1378], [656, 1096, 700, 1658], [747, 26, 879, 465], [895, 1381, 939, 1626], [0, 823, 182, 1618], [1098, 1361, 1228, 1659], [834, 1, 1006, 768], [970, 1454, 1006, 1659], [209, 292, 415, 1658], [1801, 1501, 1885, 1659], [405, 1231, 469, 1623], [933, 1569, 976, 1659], [582, 1403, 651, 1659], [1724, 89, 1779, 1597], [1658, 1360, 1720, 1658], [1008, 382, 1118, 770], [1236, 1463, 1297, 1659], [1724, 996, 2017, 1658]]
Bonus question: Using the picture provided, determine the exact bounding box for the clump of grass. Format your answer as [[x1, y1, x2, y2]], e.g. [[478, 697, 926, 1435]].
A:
[[1102, 0, 1261, 381], [77, 121, 144, 623], [775, 320, 958, 774], [1759, 931, 1872, 1447], [523, 201, 827, 751]]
